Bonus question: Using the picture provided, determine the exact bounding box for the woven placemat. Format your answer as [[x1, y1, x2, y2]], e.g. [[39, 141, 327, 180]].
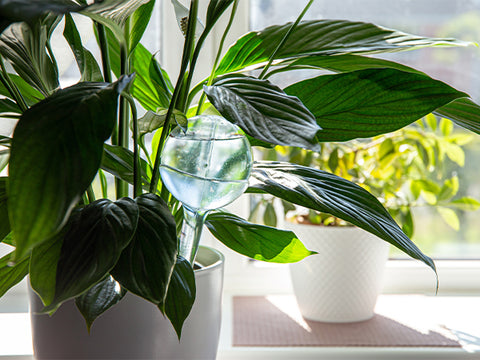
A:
[[233, 295, 460, 347]]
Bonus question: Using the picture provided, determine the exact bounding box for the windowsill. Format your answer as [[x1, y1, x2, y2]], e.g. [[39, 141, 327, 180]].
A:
[[2, 291, 479, 360]]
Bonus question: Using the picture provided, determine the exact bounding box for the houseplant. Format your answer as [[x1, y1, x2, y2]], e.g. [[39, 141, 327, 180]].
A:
[[260, 115, 480, 322], [0, 0, 480, 356]]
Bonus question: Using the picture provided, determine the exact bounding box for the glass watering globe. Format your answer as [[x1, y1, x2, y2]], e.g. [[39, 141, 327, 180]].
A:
[[160, 115, 253, 264]]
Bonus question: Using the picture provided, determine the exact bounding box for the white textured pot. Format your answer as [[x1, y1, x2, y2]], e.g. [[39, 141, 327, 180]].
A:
[[29, 246, 224, 360], [286, 223, 390, 323]]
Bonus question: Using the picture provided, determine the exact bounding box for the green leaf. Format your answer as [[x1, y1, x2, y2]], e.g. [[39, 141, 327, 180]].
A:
[[0, 0, 87, 34], [0, 22, 59, 96], [29, 231, 64, 307], [448, 197, 480, 211], [263, 202, 277, 227], [285, 68, 467, 142], [439, 118, 453, 136], [248, 161, 435, 273], [216, 19, 470, 76], [424, 113, 437, 131], [129, 0, 155, 54], [35, 198, 139, 312], [438, 176, 459, 202], [0, 73, 44, 105], [327, 147, 339, 172], [161, 256, 195, 339], [205, 211, 315, 263], [437, 206, 460, 231], [75, 275, 127, 332], [9, 77, 132, 261], [443, 142, 465, 166], [434, 98, 480, 135], [101, 144, 152, 190], [136, 109, 187, 138], [63, 13, 103, 82], [84, 0, 149, 27], [204, 74, 321, 150], [0, 250, 29, 298], [111, 193, 177, 305], [268, 54, 426, 77], [0, 178, 10, 241], [0, 98, 21, 116]]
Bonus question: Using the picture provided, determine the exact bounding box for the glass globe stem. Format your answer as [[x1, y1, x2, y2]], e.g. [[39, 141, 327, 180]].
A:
[[178, 206, 208, 265]]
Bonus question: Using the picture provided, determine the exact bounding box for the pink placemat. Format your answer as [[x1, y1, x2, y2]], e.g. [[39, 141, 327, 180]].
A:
[[233, 295, 460, 347]]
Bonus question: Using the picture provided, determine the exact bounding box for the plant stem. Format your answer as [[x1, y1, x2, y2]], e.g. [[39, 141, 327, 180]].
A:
[[258, 0, 315, 79], [0, 57, 28, 112], [196, 0, 239, 115], [95, 22, 112, 83], [124, 94, 141, 198], [149, 0, 199, 194], [86, 186, 96, 203], [116, 41, 130, 199]]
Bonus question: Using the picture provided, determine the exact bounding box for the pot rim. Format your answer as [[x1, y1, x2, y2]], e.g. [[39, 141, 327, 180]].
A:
[[195, 246, 224, 273]]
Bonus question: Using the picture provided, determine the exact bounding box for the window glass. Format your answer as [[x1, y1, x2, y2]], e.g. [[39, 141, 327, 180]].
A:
[[250, 0, 480, 259]]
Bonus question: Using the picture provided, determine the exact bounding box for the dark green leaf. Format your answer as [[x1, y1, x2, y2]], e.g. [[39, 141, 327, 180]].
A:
[[0, 178, 10, 241], [75, 275, 127, 332], [247, 161, 436, 273], [205, 0, 235, 28], [37, 198, 139, 312], [205, 211, 315, 263], [29, 231, 64, 306], [101, 144, 152, 190], [111, 193, 177, 305], [63, 13, 103, 82], [0, 98, 21, 116], [9, 77, 132, 260], [285, 68, 467, 142], [204, 74, 320, 150], [0, 250, 29, 298], [0, 0, 87, 34], [216, 19, 470, 75], [434, 98, 480, 135], [0, 22, 59, 95], [161, 256, 195, 339]]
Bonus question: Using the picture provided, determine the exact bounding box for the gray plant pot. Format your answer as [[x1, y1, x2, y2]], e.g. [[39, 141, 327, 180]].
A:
[[29, 246, 224, 360]]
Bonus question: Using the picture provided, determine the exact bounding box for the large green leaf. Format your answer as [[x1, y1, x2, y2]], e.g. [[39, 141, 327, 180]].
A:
[[63, 13, 103, 82], [0, 0, 87, 34], [268, 54, 425, 77], [0, 22, 59, 96], [101, 144, 152, 190], [205, 211, 315, 263], [111, 194, 177, 305], [31, 198, 138, 312], [75, 275, 127, 332], [204, 74, 321, 150], [284, 68, 467, 142], [9, 77, 132, 261], [0, 250, 29, 298], [161, 256, 195, 339], [216, 19, 470, 76], [434, 98, 480, 135], [248, 161, 436, 273], [0, 177, 10, 241]]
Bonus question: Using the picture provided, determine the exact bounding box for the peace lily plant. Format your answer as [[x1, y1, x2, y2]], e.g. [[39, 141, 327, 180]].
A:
[[1, 0, 480, 338]]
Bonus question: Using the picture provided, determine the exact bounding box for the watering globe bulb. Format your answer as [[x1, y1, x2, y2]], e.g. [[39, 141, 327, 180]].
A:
[[160, 115, 253, 264]]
